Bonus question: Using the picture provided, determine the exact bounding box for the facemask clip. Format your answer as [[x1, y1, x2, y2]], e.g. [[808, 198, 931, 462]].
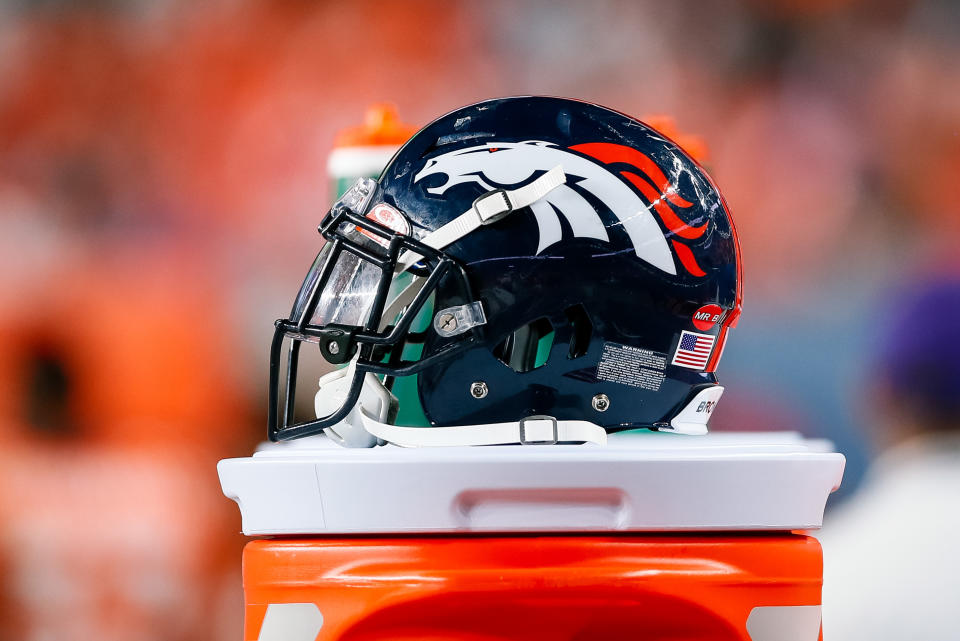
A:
[[317, 325, 359, 364], [433, 301, 487, 337]]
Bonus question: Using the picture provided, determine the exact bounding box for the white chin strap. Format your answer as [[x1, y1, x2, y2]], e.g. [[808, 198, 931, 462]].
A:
[[316, 360, 607, 448], [362, 409, 608, 448], [395, 165, 566, 274], [316, 361, 723, 448]]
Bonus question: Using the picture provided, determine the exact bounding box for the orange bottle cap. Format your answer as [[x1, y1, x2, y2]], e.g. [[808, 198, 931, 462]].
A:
[[334, 103, 418, 148]]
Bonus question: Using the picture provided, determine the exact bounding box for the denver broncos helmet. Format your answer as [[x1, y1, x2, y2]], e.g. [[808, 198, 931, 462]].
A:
[[269, 96, 741, 447]]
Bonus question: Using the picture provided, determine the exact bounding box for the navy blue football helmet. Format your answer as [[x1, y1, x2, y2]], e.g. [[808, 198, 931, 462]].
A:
[[269, 96, 741, 447]]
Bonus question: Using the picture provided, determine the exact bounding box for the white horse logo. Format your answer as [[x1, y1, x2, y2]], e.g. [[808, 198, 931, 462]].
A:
[[413, 140, 678, 275]]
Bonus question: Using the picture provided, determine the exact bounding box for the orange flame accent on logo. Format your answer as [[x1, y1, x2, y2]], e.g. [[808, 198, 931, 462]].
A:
[[671, 240, 706, 277], [620, 171, 707, 240], [569, 142, 708, 277]]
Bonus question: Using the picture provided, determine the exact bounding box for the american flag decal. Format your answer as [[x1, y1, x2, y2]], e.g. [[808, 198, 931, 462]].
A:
[[671, 330, 716, 370]]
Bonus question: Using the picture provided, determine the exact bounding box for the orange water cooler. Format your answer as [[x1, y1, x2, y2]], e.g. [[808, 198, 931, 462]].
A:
[[219, 432, 844, 640]]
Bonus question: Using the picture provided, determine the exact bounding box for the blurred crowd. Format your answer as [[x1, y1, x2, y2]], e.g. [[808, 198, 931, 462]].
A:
[[0, 0, 957, 639]]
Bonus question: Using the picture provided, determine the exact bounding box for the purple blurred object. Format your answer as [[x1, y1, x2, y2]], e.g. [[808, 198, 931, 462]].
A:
[[877, 275, 960, 420]]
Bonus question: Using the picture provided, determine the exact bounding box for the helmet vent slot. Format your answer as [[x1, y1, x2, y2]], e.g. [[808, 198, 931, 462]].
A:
[[493, 317, 555, 373], [564, 304, 593, 359]]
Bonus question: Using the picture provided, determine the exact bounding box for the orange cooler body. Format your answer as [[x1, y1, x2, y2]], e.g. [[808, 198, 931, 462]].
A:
[[242, 533, 824, 640]]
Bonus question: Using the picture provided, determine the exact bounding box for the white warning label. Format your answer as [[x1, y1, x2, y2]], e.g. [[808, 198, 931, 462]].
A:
[[596, 342, 667, 391]]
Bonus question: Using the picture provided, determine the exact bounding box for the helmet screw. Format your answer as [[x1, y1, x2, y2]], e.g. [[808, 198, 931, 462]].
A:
[[327, 340, 340, 355], [438, 312, 458, 333], [592, 393, 610, 412], [470, 381, 488, 399]]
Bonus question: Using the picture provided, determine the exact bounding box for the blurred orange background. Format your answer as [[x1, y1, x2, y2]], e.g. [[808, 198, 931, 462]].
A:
[[0, 0, 957, 638]]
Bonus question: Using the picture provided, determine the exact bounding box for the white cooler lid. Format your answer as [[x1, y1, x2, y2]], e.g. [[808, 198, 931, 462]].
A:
[[218, 431, 845, 536]]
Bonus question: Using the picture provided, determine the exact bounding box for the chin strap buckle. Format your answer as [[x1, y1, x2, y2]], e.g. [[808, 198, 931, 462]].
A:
[[472, 189, 513, 224], [518, 415, 559, 445]]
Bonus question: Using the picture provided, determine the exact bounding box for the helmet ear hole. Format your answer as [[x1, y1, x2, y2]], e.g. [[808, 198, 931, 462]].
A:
[[564, 304, 593, 359], [492, 318, 555, 373]]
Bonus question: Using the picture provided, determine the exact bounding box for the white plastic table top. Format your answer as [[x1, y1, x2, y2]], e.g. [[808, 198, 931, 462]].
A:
[[218, 431, 845, 536]]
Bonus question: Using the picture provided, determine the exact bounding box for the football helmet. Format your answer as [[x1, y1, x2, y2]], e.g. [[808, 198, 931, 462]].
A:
[[269, 96, 741, 447]]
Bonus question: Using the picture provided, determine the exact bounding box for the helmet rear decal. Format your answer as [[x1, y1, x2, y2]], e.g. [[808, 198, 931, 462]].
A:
[[671, 331, 716, 370], [596, 342, 668, 392], [413, 141, 678, 275], [691, 304, 725, 331]]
